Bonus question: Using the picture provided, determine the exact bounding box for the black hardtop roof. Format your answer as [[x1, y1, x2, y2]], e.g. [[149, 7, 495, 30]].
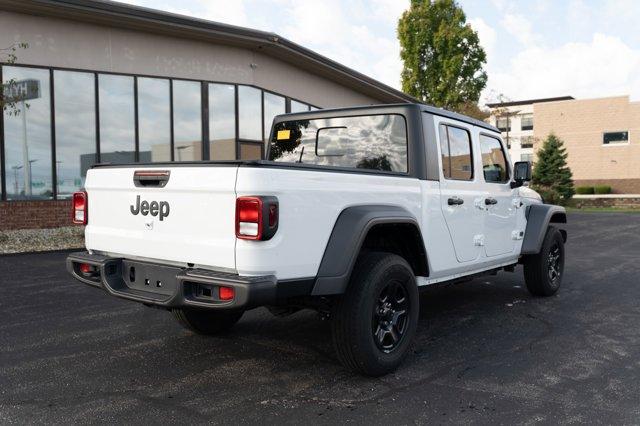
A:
[[275, 103, 500, 133]]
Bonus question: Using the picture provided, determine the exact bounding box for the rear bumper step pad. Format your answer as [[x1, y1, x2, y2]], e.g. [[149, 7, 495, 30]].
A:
[[67, 251, 276, 310]]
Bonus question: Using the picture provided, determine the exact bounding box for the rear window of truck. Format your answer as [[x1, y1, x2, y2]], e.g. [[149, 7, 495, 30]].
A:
[[268, 114, 408, 173]]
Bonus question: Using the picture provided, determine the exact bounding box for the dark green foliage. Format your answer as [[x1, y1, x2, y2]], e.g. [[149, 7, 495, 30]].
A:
[[398, 0, 487, 111], [357, 155, 392, 171], [594, 185, 612, 194], [531, 134, 575, 205], [575, 186, 595, 195]]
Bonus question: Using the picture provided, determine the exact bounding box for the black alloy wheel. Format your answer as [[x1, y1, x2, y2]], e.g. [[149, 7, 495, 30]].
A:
[[372, 280, 409, 353]]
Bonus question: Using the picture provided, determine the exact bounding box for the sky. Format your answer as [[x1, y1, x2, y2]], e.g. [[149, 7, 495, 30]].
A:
[[120, 0, 640, 104]]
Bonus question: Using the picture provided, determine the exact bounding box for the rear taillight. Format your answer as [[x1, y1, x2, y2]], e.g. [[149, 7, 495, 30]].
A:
[[72, 191, 88, 225], [235, 196, 279, 240], [219, 286, 235, 301]]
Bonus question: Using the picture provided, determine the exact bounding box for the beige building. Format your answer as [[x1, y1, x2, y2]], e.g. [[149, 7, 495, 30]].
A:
[[534, 96, 640, 193], [488, 95, 640, 193]]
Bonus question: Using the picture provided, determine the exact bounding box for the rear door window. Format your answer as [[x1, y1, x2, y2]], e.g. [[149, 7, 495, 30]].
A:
[[439, 124, 473, 180], [269, 114, 408, 173]]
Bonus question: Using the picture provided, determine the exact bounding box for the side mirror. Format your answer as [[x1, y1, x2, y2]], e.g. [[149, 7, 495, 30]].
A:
[[511, 161, 532, 188]]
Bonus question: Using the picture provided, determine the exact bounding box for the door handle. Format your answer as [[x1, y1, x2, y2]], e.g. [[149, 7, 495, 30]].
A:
[[485, 197, 498, 205], [448, 197, 464, 206]]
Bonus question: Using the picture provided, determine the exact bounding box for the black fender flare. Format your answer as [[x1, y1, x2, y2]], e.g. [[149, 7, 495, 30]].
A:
[[521, 204, 567, 255], [311, 205, 424, 296]]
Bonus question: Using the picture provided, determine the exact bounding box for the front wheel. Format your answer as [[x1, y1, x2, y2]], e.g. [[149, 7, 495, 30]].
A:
[[331, 252, 419, 377], [523, 226, 565, 297], [172, 308, 244, 335]]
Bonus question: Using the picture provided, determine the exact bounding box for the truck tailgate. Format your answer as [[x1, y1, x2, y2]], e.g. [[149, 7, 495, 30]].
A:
[[84, 165, 238, 271]]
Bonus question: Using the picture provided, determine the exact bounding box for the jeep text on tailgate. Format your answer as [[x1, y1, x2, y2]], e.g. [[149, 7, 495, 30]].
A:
[[67, 103, 567, 376]]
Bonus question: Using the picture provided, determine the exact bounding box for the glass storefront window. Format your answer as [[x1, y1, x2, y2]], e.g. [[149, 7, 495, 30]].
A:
[[238, 86, 262, 140], [263, 92, 285, 142], [290, 99, 309, 113], [1, 67, 326, 199], [54, 70, 96, 198], [172, 80, 202, 161], [209, 83, 236, 160], [3, 66, 53, 199], [138, 77, 171, 162], [99, 74, 135, 164]]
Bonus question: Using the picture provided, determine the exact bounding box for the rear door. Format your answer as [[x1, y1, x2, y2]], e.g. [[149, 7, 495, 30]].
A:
[[477, 133, 519, 257], [84, 165, 239, 271], [435, 118, 484, 263]]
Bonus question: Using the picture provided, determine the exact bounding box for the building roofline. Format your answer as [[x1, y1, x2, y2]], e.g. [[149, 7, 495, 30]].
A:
[[1, 0, 419, 104], [486, 96, 575, 108]]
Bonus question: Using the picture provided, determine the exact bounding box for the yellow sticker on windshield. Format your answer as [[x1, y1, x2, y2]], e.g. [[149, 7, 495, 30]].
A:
[[277, 130, 291, 140]]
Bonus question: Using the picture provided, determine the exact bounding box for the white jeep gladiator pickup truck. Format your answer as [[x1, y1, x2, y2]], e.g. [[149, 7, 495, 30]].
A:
[[67, 103, 567, 376]]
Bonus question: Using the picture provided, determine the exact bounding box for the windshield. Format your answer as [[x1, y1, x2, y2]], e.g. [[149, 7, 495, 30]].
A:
[[268, 114, 408, 173]]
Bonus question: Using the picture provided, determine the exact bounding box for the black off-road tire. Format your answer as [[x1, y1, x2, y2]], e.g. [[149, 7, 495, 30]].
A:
[[172, 308, 244, 335], [331, 252, 419, 377], [524, 226, 565, 297]]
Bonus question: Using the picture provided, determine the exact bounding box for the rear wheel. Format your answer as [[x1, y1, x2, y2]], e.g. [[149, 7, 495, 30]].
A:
[[172, 308, 244, 335], [524, 226, 565, 297], [331, 252, 419, 377]]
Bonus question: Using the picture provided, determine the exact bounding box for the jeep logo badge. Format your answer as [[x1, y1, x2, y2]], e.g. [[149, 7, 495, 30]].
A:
[[130, 195, 170, 221]]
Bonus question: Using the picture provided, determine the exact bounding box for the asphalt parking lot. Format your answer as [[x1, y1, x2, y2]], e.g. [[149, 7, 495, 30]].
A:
[[2, 212, 640, 424]]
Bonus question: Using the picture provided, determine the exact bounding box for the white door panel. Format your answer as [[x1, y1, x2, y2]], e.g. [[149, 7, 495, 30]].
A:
[[483, 187, 518, 256], [434, 117, 485, 264], [440, 185, 483, 262], [419, 180, 457, 277], [477, 133, 519, 258]]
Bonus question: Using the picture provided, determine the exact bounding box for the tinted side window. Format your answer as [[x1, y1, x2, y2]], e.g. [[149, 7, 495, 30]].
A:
[[480, 134, 509, 183], [439, 124, 473, 180]]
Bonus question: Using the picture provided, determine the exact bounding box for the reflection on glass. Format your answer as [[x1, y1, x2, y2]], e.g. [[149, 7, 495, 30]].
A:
[[3, 66, 53, 199], [480, 134, 508, 183], [238, 86, 262, 140], [209, 83, 236, 160], [263, 92, 285, 142], [54, 70, 96, 198], [269, 114, 407, 172], [99, 74, 135, 164], [173, 80, 202, 161], [239, 142, 262, 160], [138, 77, 170, 162], [290, 100, 309, 113]]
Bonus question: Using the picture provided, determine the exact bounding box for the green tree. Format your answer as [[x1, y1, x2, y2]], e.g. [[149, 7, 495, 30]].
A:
[[531, 133, 575, 205], [398, 0, 487, 111], [0, 42, 29, 116]]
